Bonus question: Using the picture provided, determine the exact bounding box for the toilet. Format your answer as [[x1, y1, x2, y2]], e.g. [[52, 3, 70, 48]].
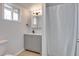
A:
[[0, 36, 14, 56]]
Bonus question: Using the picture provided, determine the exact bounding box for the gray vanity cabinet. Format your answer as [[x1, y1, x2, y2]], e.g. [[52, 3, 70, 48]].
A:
[[24, 34, 42, 53]]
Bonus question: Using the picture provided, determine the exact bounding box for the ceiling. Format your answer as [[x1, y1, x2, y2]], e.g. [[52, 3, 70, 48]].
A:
[[46, 3, 64, 7], [14, 3, 42, 9], [13, 3, 64, 9]]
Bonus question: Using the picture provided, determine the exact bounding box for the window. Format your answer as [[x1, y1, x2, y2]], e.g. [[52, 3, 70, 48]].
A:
[[3, 4, 20, 21], [4, 8, 12, 20], [13, 9, 19, 21]]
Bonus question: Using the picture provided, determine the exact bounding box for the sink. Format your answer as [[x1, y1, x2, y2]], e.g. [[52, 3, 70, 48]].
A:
[[24, 33, 42, 35]]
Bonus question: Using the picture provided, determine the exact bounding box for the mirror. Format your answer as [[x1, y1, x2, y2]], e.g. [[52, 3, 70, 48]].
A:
[[31, 16, 42, 29], [31, 16, 37, 29]]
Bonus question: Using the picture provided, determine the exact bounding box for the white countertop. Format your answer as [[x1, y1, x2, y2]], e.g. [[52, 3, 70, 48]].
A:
[[24, 33, 42, 35]]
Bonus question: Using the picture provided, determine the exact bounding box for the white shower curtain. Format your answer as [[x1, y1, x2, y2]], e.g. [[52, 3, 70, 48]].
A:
[[46, 4, 76, 56]]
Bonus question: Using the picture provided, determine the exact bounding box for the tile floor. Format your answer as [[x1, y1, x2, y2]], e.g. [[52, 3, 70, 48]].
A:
[[18, 50, 40, 56]]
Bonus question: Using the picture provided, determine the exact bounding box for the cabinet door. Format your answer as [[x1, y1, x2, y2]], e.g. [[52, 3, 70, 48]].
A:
[[24, 35, 42, 53], [32, 35, 42, 53], [24, 35, 34, 50]]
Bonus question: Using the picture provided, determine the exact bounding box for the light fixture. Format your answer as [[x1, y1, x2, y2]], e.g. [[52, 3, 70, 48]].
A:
[[30, 5, 42, 16]]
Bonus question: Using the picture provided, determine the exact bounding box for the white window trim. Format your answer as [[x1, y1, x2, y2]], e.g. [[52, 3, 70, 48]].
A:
[[2, 3, 20, 22]]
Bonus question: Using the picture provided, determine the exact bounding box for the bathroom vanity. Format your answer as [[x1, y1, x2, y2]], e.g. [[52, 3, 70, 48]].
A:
[[24, 33, 42, 54]]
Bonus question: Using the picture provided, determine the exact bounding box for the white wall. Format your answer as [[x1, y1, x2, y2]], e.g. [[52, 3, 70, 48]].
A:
[[24, 5, 43, 35], [0, 3, 31, 55], [41, 4, 47, 56], [76, 3, 79, 56]]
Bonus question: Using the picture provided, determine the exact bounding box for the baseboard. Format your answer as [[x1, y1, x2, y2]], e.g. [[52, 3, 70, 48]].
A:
[[15, 49, 24, 56], [25, 49, 40, 54]]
